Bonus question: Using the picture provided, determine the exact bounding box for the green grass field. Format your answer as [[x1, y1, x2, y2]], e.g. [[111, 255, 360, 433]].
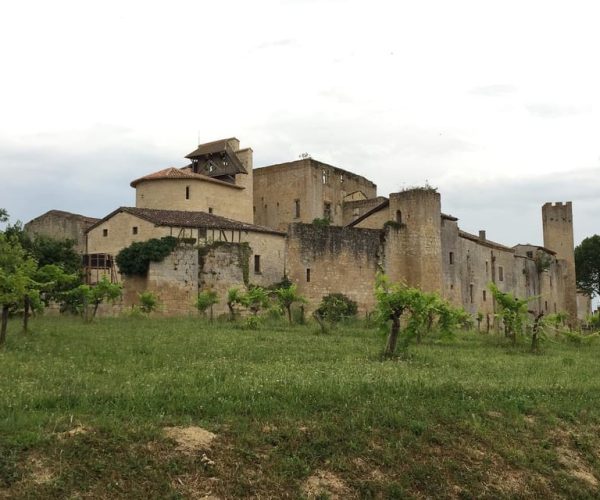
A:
[[1, 316, 600, 498]]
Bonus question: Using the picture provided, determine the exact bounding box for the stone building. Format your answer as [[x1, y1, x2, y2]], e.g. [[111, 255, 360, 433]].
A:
[[24, 210, 99, 253], [253, 158, 376, 230], [25, 136, 591, 322]]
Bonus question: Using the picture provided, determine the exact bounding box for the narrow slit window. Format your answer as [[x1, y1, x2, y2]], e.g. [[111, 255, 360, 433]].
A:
[[132, 226, 138, 235], [254, 255, 261, 274], [396, 210, 402, 224], [469, 284, 474, 303], [498, 266, 504, 281], [208, 207, 213, 214], [449, 252, 454, 265], [306, 268, 311, 282], [294, 199, 301, 218], [103, 229, 108, 237], [482, 290, 486, 301], [185, 186, 190, 200]]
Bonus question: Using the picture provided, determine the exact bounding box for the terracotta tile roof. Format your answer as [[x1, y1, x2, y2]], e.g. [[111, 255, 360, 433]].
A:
[[130, 167, 243, 189], [87, 207, 285, 236]]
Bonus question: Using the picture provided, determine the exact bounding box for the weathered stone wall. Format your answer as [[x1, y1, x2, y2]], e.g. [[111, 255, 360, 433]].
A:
[[24, 210, 98, 253], [387, 189, 443, 293], [542, 202, 577, 324], [342, 197, 388, 226], [253, 159, 377, 230], [353, 207, 391, 230], [577, 292, 592, 321], [285, 223, 383, 313]]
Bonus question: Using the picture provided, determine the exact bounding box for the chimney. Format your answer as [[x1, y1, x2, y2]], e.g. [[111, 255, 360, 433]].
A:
[[479, 230, 486, 240]]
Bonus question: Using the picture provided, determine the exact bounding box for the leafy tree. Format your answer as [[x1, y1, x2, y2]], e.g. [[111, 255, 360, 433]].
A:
[[0, 234, 38, 345], [34, 264, 80, 307], [489, 283, 530, 345], [275, 284, 306, 324], [0, 208, 8, 223], [69, 276, 122, 322], [575, 235, 600, 298], [3, 222, 82, 275], [375, 273, 466, 357], [196, 290, 219, 321], [226, 287, 246, 321], [245, 286, 270, 316], [374, 274, 412, 357]]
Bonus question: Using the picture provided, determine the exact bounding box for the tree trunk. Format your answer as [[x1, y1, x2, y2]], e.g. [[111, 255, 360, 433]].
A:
[[23, 295, 30, 334], [0, 305, 9, 346], [530, 311, 544, 352], [92, 300, 101, 320], [384, 314, 401, 357], [228, 303, 235, 321], [209, 305, 214, 322], [286, 305, 292, 324], [313, 310, 327, 334]]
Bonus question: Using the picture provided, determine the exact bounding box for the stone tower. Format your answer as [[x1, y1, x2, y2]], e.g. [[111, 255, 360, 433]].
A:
[[385, 188, 443, 293], [542, 202, 577, 323]]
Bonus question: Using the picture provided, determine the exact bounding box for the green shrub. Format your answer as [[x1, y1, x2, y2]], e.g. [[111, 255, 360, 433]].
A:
[[316, 293, 358, 323], [138, 291, 159, 313]]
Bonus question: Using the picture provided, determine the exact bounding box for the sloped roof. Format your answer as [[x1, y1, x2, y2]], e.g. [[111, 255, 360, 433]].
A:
[[86, 207, 285, 236], [459, 230, 514, 252], [130, 167, 244, 189], [26, 209, 99, 226], [185, 138, 238, 158], [185, 143, 247, 178]]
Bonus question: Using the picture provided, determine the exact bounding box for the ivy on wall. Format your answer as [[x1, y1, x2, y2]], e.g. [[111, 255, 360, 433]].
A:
[[115, 236, 179, 276]]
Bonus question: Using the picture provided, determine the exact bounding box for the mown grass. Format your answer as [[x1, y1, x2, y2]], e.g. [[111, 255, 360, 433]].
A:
[[1, 316, 600, 498]]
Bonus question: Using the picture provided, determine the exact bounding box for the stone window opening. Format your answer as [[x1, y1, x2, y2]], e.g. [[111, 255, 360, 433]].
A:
[[132, 226, 138, 235], [294, 199, 301, 219], [486, 261, 489, 274], [322, 169, 329, 185], [498, 266, 504, 281], [306, 268, 311, 282], [526, 251, 533, 258], [396, 210, 402, 224], [469, 284, 474, 304], [254, 255, 261, 274], [103, 229, 108, 237], [545, 300, 548, 311], [549, 276, 552, 287], [185, 186, 190, 200], [208, 207, 213, 214], [323, 202, 332, 220], [483, 290, 486, 302], [449, 251, 454, 265]]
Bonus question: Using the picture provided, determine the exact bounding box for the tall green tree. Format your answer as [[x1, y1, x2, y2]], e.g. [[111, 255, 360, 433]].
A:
[[575, 235, 600, 297], [0, 208, 8, 223], [0, 234, 38, 345]]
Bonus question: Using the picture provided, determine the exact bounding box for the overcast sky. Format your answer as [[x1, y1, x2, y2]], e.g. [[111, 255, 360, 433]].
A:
[[1, 0, 598, 247]]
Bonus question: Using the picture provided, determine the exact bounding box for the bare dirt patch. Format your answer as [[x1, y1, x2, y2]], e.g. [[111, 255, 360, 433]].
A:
[[57, 425, 89, 439], [556, 446, 598, 487], [303, 470, 351, 499], [27, 456, 54, 485], [164, 426, 216, 454]]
